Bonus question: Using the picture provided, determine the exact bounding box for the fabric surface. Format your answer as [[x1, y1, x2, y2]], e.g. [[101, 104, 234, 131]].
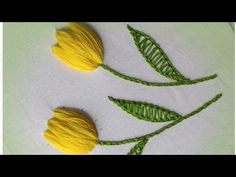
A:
[[3, 22, 234, 154]]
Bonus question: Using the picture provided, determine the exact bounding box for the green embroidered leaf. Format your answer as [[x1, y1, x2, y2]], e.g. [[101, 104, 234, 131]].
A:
[[108, 96, 183, 122], [127, 138, 148, 155], [127, 25, 189, 82]]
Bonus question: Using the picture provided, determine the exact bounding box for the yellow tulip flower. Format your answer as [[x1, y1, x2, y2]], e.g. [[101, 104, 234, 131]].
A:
[[43, 93, 221, 155], [51, 22, 217, 87], [52, 23, 103, 72], [43, 108, 98, 154]]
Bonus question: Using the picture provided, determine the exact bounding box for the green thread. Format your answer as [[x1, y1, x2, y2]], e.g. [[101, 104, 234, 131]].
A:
[[183, 93, 222, 119], [127, 25, 218, 83], [108, 96, 183, 122], [98, 93, 222, 146], [100, 64, 217, 87], [98, 119, 181, 145], [97, 25, 221, 154], [99, 25, 217, 87], [127, 138, 149, 155], [127, 24, 189, 82]]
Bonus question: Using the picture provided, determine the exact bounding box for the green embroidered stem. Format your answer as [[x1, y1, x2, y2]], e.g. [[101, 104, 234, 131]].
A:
[[183, 93, 222, 119], [98, 93, 222, 146], [100, 64, 217, 87], [98, 120, 181, 145]]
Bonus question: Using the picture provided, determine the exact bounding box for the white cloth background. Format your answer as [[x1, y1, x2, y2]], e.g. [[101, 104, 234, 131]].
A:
[[3, 22, 234, 154]]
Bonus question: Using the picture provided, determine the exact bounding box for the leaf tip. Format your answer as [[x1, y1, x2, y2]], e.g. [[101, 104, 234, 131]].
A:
[[127, 24, 134, 32], [210, 74, 217, 79], [127, 138, 149, 155], [216, 93, 223, 99], [108, 96, 114, 101]]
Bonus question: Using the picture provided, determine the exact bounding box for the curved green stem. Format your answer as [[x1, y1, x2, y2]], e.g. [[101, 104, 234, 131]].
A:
[[98, 120, 181, 145], [98, 93, 222, 146], [183, 93, 222, 119], [100, 64, 217, 87]]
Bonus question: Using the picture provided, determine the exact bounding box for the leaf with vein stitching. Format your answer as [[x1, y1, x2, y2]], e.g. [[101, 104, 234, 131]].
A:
[[108, 96, 183, 122], [128, 25, 190, 81], [127, 138, 148, 155]]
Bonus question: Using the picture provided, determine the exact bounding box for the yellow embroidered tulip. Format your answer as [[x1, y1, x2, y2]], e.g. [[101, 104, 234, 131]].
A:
[[52, 23, 103, 72], [43, 108, 98, 154]]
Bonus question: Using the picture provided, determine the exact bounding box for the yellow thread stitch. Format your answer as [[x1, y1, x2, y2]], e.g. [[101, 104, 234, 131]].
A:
[[51, 22, 217, 87], [43, 108, 98, 155], [52, 23, 103, 72]]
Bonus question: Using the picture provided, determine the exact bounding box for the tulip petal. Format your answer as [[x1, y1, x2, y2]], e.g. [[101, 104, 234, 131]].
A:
[[44, 108, 98, 154], [51, 22, 103, 72]]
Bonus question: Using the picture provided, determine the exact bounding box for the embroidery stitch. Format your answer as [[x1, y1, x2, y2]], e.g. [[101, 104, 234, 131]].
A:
[[52, 22, 217, 87], [43, 94, 222, 154], [44, 108, 98, 154], [127, 25, 189, 82], [98, 94, 222, 151], [108, 94, 223, 123], [127, 138, 148, 155], [108, 96, 183, 122], [127, 25, 217, 84], [48, 23, 223, 155]]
